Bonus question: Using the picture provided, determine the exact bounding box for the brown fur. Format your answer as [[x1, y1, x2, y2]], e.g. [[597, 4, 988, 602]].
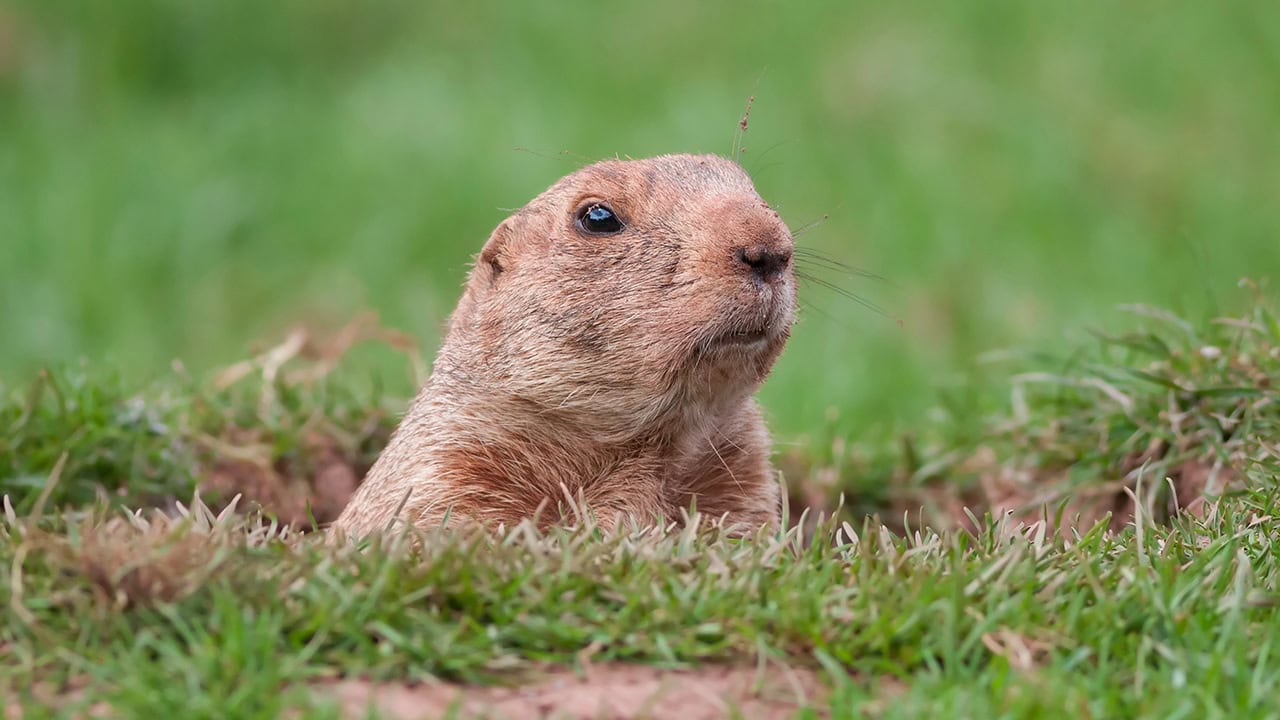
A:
[[332, 154, 796, 537]]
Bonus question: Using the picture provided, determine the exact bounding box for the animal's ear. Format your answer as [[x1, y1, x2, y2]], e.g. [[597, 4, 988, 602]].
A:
[[452, 215, 520, 335], [478, 217, 516, 282]]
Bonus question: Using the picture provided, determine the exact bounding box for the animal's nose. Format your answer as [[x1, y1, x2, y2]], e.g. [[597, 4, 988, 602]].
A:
[[735, 244, 792, 283]]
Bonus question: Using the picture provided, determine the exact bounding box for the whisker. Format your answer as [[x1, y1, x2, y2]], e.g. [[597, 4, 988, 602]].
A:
[[793, 250, 884, 281], [791, 214, 829, 237], [796, 270, 889, 317], [790, 200, 848, 237], [797, 297, 837, 324]]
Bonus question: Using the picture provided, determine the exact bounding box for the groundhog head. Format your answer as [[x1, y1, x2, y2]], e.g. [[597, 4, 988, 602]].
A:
[[440, 153, 796, 439]]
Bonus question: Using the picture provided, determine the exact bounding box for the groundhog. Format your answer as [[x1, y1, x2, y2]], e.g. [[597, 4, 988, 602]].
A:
[[332, 153, 796, 537]]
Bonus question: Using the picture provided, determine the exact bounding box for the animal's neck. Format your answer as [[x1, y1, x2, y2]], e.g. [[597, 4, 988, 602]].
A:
[[418, 380, 726, 466]]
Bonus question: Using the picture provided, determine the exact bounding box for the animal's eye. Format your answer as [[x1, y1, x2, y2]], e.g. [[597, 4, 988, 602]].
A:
[[576, 203, 624, 236]]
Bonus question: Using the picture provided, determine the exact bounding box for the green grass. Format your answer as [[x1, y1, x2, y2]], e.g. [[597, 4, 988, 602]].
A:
[[4, 474, 1280, 717], [2, 299, 1279, 718], [0, 360, 395, 517]]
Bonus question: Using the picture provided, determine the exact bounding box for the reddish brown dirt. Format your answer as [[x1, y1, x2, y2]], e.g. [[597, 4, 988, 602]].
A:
[[201, 429, 361, 528], [320, 664, 828, 720]]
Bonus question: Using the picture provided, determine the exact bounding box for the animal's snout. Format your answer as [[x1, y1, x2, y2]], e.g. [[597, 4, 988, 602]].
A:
[[705, 194, 795, 287], [735, 243, 792, 284]]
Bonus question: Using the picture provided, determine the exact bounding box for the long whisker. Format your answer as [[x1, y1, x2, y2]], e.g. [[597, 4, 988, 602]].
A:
[[797, 297, 840, 327], [791, 215, 829, 237], [796, 270, 889, 317], [794, 251, 884, 281]]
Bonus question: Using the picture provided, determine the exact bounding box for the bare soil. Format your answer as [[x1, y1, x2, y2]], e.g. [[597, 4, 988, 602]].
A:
[[319, 664, 828, 720]]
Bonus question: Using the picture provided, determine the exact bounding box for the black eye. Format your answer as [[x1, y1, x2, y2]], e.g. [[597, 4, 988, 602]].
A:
[[576, 203, 624, 236]]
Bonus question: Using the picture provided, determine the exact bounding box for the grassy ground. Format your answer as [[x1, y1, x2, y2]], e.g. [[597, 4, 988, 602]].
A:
[[5, 485, 1280, 718], [4, 2, 1280, 717], [3, 298, 1278, 718]]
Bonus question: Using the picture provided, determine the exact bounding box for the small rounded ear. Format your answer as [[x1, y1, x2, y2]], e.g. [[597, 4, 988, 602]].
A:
[[452, 216, 520, 336], [478, 217, 516, 283]]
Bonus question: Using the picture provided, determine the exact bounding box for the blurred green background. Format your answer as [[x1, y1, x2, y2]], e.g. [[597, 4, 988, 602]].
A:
[[2, 1, 1278, 442]]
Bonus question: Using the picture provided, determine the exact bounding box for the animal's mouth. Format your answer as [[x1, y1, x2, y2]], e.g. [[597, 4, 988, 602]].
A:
[[702, 292, 795, 354], [705, 318, 787, 353], [714, 328, 770, 347]]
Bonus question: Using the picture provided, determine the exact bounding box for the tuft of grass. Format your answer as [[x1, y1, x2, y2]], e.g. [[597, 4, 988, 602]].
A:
[[787, 290, 1280, 533], [1, 325, 402, 523]]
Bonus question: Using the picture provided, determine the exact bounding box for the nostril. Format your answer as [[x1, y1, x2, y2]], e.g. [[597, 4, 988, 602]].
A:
[[772, 247, 793, 269], [735, 245, 791, 282]]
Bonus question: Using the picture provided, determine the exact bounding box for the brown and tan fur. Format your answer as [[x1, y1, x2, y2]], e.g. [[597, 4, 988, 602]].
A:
[[332, 153, 796, 538]]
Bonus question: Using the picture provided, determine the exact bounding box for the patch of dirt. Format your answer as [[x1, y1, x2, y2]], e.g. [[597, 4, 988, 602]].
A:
[[3, 679, 109, 720], [319, 664, 828, 720], [201, 429, 361, 528]]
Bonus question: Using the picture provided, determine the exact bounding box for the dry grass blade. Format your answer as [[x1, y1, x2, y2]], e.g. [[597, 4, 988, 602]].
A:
[[29, 452, 68, 522]]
